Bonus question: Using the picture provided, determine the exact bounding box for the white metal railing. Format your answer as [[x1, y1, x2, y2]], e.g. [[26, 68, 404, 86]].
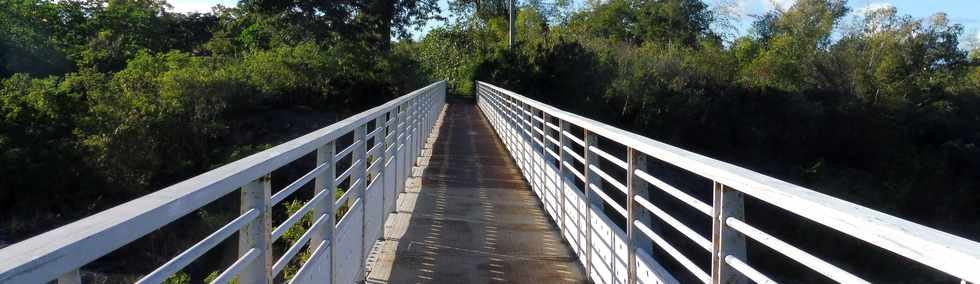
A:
[[475, 81, 980, 284], [0, 81, 446, 284]]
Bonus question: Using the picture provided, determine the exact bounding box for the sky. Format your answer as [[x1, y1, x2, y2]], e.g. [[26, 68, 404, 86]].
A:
[[727, 0, 980, 41], [165, 0, 237, 14], [165, 0, 980, 44]]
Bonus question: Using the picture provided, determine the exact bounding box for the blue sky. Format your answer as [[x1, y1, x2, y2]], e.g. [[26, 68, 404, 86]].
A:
[[165, 0, 979, 44]]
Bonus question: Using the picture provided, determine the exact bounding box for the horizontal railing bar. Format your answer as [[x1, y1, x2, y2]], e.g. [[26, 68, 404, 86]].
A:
[[385, 143, 396, 156], [366, 169, 382, 191], [589, 184, 627, 218], [210, 248, 260, 284], [634, 169, 712, 216], [562, 130, 585, 147], [726, 218, 868, 284], [273, 213, 329, 276], [533, 126, 545, 136], [333, 142, 358, 163], [532, 114, 545, 123], [634, 220, 710, 284], [272, 188, 331, 241], [367, 160, 384, 183], [725, 255, 778, 284], [136, 209, 260, 284], [545, 135, 560, 147], [334, 160, 361, 185], [521, 108, 533, 117], [0, 83, 447, 284], [366, 126, 382, 139], [533, 137, 545, 148], [634, 195, 711, 252], [271, 162, 331, 205], [562, 161, 586, 182], [588, 165, 627, 195], [478, 81, 980, 282], [287, 240, 328, 284], [589, 146, 627, 169], [546, 122, 559, 131], [562, 146, 585, 164], [367, 142, 383, 159], [545, 148, 560, 161], [334, 178, 363, 209]]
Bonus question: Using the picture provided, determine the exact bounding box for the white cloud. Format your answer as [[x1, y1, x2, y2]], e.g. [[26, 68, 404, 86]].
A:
[[855, 2, 896, 17], [728, 0, 797, 17], [767, 0, 796, 11], [165, 0, 236, 14]]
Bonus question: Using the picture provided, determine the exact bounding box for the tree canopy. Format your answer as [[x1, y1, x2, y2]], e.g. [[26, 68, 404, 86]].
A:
[[2, 0, 979, 282]]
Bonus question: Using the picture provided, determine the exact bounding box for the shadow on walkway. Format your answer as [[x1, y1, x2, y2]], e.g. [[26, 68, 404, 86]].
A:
[[367, 98, 588, 283]]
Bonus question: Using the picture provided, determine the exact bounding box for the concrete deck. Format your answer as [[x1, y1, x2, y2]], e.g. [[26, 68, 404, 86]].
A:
[[366, 99, 588, 283]]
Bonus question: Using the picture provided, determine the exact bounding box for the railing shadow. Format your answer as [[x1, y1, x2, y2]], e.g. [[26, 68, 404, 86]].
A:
[[370, 100, 587, 283]]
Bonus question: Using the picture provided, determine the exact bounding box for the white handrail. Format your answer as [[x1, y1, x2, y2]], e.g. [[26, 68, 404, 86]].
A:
[[0, 81, 446, 284], [476, 81, 980, 283]]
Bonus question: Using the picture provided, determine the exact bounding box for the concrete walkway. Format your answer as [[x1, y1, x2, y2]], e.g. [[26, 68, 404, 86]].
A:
[[366, 99, 588, 283]]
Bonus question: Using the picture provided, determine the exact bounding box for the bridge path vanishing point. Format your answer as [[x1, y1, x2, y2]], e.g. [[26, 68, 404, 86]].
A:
[[2, 80, 980, 284], [366, 98, 587, 283]]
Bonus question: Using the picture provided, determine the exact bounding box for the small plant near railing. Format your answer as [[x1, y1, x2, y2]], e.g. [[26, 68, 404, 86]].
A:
[[203, 270, 237, 284], [281, 200, 314, 280], [162, 271, 189, 284], [366, 155, 376, 182], [335, 187, 349, 222]]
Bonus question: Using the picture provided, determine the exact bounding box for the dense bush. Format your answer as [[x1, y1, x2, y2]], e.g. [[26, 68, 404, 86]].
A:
[[0, 0, 436, 281], [3, 0, 980, 282], [407, 0, 980, 281]]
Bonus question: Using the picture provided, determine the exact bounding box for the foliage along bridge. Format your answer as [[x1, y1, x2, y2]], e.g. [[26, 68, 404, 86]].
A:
[[1, 81, 979, 284]]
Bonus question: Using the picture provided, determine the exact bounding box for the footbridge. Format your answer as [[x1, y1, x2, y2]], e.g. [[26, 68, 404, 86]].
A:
[[1, 81, 979, 284]]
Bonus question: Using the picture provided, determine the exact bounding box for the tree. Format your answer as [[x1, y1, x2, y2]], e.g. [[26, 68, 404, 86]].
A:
[[567, 0, 714, 47], [241, 0, 440, 50], [632, 0, 714, 47], [0, 0, 76, 76], [450, 0, 510, 23], [740, 0, 849, 92]]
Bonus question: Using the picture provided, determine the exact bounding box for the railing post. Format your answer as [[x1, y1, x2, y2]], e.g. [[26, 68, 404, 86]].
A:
[[375, 115, 388, 234], [534, 110, 545, 206], [240, 175, 272, 284], [557, 117, 568, 235], [354, 124, 368, 280], [522, 103, 532, 182], [507, 96, 517, 153], [397, 104, 406, 190], [583, 130, 603, 278], [384, 111, 395, 211], [415, 96, 423, 166], [398, 105, 407, 193], [627, 148, 649, 284], [57, 269, 80, 284], [711, 182, 747, 284], [405, 99, 413, 172], [406, 99, 414, 169], [313, 141, 336, 284]]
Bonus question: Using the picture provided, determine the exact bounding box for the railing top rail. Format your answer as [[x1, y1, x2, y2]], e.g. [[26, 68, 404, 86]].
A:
[[0, 80, 446, 283], [477, 81, 980, 282]]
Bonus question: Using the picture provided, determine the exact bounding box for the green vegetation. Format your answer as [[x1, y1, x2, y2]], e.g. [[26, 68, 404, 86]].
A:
[[2, 0, 979, 282], [0, 0, 436, 281], [404, 0, 979, 281]]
